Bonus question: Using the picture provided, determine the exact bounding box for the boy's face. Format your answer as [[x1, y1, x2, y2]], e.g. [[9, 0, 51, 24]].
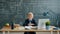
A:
[[27, 14, 33, 19]]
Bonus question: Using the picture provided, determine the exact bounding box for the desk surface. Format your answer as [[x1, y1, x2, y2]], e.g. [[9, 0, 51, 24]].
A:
[[0, 29, 60, 32], [0, 26, 60, 32]]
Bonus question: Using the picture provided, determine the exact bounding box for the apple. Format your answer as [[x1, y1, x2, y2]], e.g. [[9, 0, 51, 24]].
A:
[[5, 23, 9, 26]]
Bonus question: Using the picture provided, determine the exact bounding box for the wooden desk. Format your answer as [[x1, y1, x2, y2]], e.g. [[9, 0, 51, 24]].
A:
[[0, 26, 60, 34], [0, 29, 60, 34]]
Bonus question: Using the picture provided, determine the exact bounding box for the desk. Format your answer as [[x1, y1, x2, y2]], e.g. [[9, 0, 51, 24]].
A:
[[0, 29, 60, 34], [0, 26, 60, 34]]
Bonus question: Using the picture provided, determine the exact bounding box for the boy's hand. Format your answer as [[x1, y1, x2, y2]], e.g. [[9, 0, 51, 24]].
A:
[[28, 23, 34, 26]]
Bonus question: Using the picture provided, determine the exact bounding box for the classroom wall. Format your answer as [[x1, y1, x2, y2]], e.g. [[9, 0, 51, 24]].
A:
[[0, 0, 60, 28]]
